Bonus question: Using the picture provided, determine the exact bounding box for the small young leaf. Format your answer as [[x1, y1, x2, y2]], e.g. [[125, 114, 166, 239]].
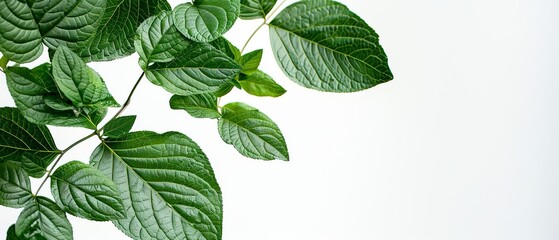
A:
[[238, 49, 263, 75], [6, 224, 21, 240], [173, 0, 241, 42], [0, 0, 43, 63], [43, 96, 75, 111], [102, 116, 136, 138], [51, 161, 126, 221], [239, 70, 286, 97], [52, 46, 119, 108], [170, 94, 221, 119], [0, 163, 33, 208], [90, 131, 223, 240], [240, 0, 277, 20], [209, 37, 242, 60], [218, 102, 289, 160], [16, 196, 73, 240], [269, 0, 393, 92]]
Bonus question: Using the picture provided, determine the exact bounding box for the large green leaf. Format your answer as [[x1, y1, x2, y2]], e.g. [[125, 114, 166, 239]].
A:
[[79, 0, 170, 61], [52, 46, 119, 108], [0, 107, 60, 177], [146, 43, 241, 96], [15, 196, 73, 240], [90, 131, 222, 240], [240, 0, 277, 20], [51, 161, 125, 221], [269, 0, 393, 92], [102, 116, 136, 138], [0, 0, 43, 63], [0, 163, 33, 208], [170, 94, 221, 119], [218, 102, 289, 160], [6, 64, 107, 129], [239, 70, 286, 97], [173, 0, 241, 42], [134, 11, 192, 69]]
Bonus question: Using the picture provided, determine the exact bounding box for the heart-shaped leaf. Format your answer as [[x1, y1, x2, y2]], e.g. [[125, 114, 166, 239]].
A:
[[173, 0, 241, 42]]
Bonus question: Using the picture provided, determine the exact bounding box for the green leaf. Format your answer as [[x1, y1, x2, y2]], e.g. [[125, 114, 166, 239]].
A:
[[146, 43, 241, 96], [173, 0, 241, 42], [240, 0, 277, 20], [209, 37, 241, 60], [269, 0, 393, 92], [52, 46, 119, 108], [218, 102, 289, 160], [90, 131, 222, 240], [0, 108, 60, 177], [5, 64, 107, 129], [134, 11, 193, 69], [15, 196, 73, 240], [239, 49, 263, 75], [102, 116, 136, 138], [213, 82, 235, 97], [239, 70, 286, 97], [0, 0, 43, 63], [6, 225, 21, 240], [170, 94, 221, 119], [51, 161, 126, 221], [79, 0, 171, 61], [0, 163, 33, 208], [43, 96, 74, 111]]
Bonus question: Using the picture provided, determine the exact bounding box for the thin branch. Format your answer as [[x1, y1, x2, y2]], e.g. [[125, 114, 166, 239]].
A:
[[265, 0, 288, 23], [99, 71, 145, 132], [241, 20, 267, 54]]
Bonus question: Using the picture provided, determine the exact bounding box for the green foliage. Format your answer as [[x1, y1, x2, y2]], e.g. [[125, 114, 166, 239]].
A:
[[0, 0, 393, 239]]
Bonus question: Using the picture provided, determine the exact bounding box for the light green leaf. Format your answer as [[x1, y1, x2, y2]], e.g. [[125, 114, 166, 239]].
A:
[[0, 163, 33, 208], [90, 131, 222, 240], [0, 108, 60, 177], [170, 94, 221, 119], [102, 116, 136, 138], [51, 161, 125, 221], [0, 0, 43, 63], [135, 11, 192, 69], [15, 196, 73, 240], [269, 0, 393, 92], [146, 43, 241, 96], [218, 102, 289, 160], [173, 0, 241, 42], [239, 70, 286, 97], [240, 0, 277, 20], [209, 37, 241, 60], [6, 64, 107, 129], [239, 49, 263, 75], [6, 224, 21, 240], [79, 0, 170, 61], [52, 46, 119, 108]]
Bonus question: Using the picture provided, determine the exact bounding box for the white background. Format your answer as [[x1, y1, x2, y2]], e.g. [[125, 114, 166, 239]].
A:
[[1, 0, 559, 239]]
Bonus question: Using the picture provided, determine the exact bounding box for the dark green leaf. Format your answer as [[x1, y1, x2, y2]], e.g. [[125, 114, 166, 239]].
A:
[[102, 116, 136, 138], [5, 64, 107, 129], [0, 0, 43, 63], [6, 225, 21, 240], [51, 161, 125, 221], [239, 70, 286, 97], [239, 49, 263, 75], [15, 196, 73, 240], [218, 102, 289, 160], [173, 0, 241, 42], [0, 108, 60, 177], [20, 153, 51, 178], [209, 37, 241, 60], [52, 46, 119, 108], [90, 131, 222, 240], [43, 96, 74, 111], [146, 43, 241, 96], [269, 0, 393, 92], [240, 0, 277, 20], [170, 94, 221, 119], [0, 163, 32, 208], [213, 82, 235, 97], [79, 0, 171, 61]]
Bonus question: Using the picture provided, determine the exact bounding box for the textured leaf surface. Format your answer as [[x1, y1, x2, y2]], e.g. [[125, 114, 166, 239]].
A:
[[240, 0, 277, 20], [135, 11, 192, 69], [239, 49, 263, 75], [170, 94, 221, 119], [218, 102, 288, 160], [6, 64, 107, 129], [239, 70, 286, 97], [15, 196, 73, 240], [0, 163, 32, 208], [79, 0, 170, 61], [0, 108, 59, 177], [102, 116, 136, 138], [146, 43, 241, 96], [0, 0, 43, 63], [209, 37, 241, 60], [51, 161, 125, 221], [269, 0, 393, 92], [173, 0, 241, 42], [90, 131, 222, 240]]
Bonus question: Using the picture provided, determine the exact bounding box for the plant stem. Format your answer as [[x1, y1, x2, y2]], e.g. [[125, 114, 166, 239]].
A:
[[266, 0, 288, 22], [99, 71, 145, 132], [241, 20, 267, 54]]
